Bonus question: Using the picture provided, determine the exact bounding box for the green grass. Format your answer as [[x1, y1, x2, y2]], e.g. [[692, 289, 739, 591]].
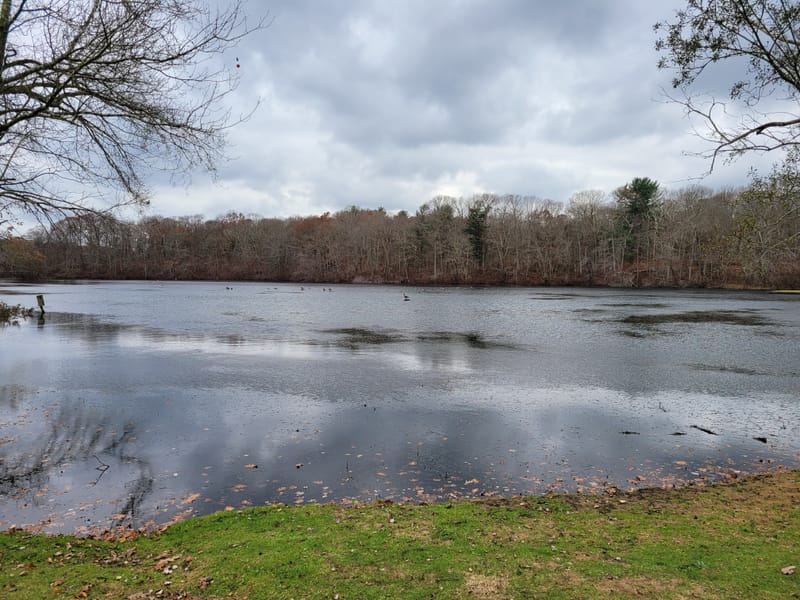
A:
[[1, 471, 798, 599]]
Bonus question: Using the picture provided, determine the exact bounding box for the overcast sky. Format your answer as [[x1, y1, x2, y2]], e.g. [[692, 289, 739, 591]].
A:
[[145, 0, 772, 221]]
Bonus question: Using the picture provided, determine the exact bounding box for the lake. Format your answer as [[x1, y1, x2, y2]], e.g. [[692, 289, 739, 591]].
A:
[[1, 281, 798, 535]]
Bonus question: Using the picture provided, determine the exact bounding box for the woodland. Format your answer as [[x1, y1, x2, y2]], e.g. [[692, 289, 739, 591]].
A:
[[1, 172, 798, 288], [1, 1, 799, 289]]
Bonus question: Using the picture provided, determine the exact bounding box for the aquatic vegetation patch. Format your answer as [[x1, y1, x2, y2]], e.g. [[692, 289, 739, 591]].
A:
[[618, 310, 771, 327], [754, 329, 786, 338], [688, 363, 768, 376], [417, 331, 515, 349], [0, 302, 34, 324], [323, 327, 405, 346], [618, 330, 648, 338], [530, 294, 581, 300], [601, 302, 670, 308]]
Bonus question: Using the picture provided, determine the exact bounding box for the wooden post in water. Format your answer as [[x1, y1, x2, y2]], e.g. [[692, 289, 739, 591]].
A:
[[36, 294, 45, 314]]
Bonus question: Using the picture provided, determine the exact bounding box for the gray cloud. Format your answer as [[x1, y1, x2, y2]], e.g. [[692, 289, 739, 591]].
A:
[[141, 0, 776, 221]]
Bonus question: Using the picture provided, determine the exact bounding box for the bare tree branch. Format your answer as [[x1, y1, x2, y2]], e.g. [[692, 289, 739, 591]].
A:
[[0, 0, 267, 227], [655, 0, 800, 168]]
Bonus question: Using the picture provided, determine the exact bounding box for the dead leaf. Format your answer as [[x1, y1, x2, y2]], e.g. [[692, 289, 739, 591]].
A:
[[782, 565, 796, 575], [181, 493, 201, 506], [154, 555, 182, 572], [245, 463, 257, 469]]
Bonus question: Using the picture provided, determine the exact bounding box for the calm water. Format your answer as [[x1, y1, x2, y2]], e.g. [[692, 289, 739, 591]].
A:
[[1, 281, 798, 534]]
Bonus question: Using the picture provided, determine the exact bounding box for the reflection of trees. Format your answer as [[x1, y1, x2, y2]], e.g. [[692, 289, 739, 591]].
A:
[[41, 312, 126, 344], [41, 312, 253, 351], [0, 384, 26, 410], [0, 405, 153, 526]]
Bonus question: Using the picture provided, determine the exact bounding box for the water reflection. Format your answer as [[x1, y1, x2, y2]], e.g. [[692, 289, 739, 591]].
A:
[[0, 404, 153, 533], [0, 385, 27, 409], [1, 381, 794, 535], [0, 282, 798, 534]]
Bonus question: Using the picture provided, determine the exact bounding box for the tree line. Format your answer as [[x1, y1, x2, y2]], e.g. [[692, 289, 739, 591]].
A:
[[2, 173, 798, 288], [1, 1, 798, 292]]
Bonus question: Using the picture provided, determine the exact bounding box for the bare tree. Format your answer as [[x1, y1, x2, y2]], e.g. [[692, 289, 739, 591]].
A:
[[0, 0, 265, 230], [655, 0, 800, 169], [730, 150, 800, 282]]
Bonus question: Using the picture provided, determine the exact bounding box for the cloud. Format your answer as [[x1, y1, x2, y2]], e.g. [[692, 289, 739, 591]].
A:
[[142, 0, 774, 222]]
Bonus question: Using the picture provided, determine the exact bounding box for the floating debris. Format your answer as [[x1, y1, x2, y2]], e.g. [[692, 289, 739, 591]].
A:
[[690, 425, 718, 435]]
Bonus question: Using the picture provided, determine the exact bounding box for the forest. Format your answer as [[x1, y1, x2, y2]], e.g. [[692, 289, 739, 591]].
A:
[[2, 1, 799, 291], [1, 172, 798, 289]]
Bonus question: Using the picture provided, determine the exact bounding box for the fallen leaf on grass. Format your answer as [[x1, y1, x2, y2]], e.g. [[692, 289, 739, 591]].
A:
[[782, 565, 796, 575], [154, 554, 182, 572]]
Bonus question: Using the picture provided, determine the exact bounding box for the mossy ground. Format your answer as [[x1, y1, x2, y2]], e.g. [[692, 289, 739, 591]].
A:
[[1, 471, 798, 599]]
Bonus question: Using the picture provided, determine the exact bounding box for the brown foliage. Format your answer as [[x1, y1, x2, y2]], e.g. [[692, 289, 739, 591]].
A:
[[7, 188, 799, 288]]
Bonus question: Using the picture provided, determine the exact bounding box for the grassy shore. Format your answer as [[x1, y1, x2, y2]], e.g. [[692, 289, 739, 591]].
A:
[[1, 471, 798, 599]]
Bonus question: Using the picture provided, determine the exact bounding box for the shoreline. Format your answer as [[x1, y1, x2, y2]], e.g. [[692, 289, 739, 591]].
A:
[[2, 469, 798, 598]]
